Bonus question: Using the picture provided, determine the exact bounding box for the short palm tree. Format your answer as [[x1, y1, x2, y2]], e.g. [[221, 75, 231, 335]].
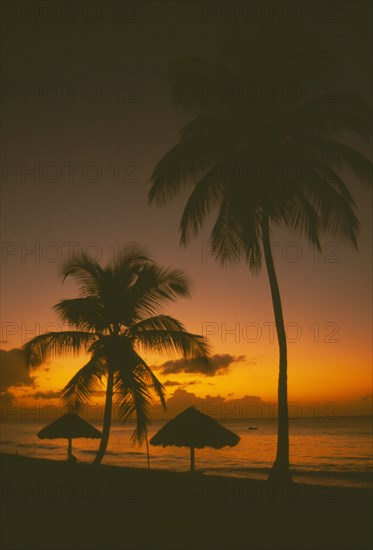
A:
[[23, 245, 210, 464], [149, 52, 372, 481]]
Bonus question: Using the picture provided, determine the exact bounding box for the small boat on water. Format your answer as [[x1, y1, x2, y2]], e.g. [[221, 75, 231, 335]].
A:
[[248, 426, 258, 430]]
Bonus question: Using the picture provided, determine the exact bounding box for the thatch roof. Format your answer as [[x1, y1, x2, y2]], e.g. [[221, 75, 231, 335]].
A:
[[37, 413, 102, 440], [150, 406, 240, 449]]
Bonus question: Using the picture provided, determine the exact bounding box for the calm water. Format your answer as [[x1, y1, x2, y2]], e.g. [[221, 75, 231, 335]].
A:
[[1, 416, 372, 488]]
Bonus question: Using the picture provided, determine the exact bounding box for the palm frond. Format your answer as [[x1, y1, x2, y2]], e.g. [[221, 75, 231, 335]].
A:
[[295, 90, 372, 140], [133, 326, 211, 362], [128, 266, 191, 321], [54, 298, 105, 331], [308, 167, 360, 247], [311, 160, 356, 204], [281, 189, 321, 249], [210, 199, 263, 271], [61, 252, 104, 297], [114, 366, 153, 444], [306, 137, 372, 184], [149, 140, 212, 205], [129, 314, 187, 334], [180, 168, 223, 245], [110, 244, 150, 284], [111, 342, 167, 411], [136, 362, 166, 410], [22, 331, 99, 368], [60, 355, 106, 410]]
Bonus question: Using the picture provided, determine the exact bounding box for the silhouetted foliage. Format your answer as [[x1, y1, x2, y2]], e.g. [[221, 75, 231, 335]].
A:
[[23, 245, 210, 464], [149, 26, 372, 481]]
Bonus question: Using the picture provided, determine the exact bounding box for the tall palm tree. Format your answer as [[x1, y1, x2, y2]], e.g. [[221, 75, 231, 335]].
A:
[[23, 245, 210, 464], [148, 48, 372, 481]]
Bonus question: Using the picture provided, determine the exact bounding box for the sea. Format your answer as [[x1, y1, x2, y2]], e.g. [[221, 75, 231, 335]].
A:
[[1, 416, 372, 489]]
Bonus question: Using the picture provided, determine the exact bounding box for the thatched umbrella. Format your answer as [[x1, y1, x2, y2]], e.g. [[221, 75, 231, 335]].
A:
[[150, 406, 240, 471], [37, 413, 102, 461]]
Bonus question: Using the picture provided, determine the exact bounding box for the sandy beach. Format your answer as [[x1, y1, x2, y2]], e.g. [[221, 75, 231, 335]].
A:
[[1, 452, 372, 550]]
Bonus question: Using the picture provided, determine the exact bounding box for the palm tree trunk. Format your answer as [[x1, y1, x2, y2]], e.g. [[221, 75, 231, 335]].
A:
[[190, 446, 195, 472], [262, 211, 292, 483], [93, 365, 114, 465], [67, 438, 72, 461], [145, 426, 150, 469]]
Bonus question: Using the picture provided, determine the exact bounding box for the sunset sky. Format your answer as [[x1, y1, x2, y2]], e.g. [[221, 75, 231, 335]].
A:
[[1, 1, 372, 418]]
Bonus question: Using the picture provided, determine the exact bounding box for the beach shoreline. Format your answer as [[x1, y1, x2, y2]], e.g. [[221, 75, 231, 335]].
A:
[[1, 415, 372, 490], [1, 452, 372, 550]]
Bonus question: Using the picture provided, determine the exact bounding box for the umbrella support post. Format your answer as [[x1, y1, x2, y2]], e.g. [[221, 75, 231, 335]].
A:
[[145, 429, 150, 470], [68, 438, 72, 461], [190, 446, 195, 472], [149, 407, 240, 474]]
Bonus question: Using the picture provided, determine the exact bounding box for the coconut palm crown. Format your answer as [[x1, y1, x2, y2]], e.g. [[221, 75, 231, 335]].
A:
[[148, 51, 372, 481], [22, 245, 210, 464]]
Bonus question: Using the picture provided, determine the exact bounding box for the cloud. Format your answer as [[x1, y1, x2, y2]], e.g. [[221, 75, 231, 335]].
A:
[[163, 379, 201, 390], [246, 356, 261, 366], [361, 394, 373, 402], [151, 387, 266, 420], [157, 354, 246, 376], [155, 388, 207, 414], [0, 349, 35, 395], [31, 390, 62, 400]]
